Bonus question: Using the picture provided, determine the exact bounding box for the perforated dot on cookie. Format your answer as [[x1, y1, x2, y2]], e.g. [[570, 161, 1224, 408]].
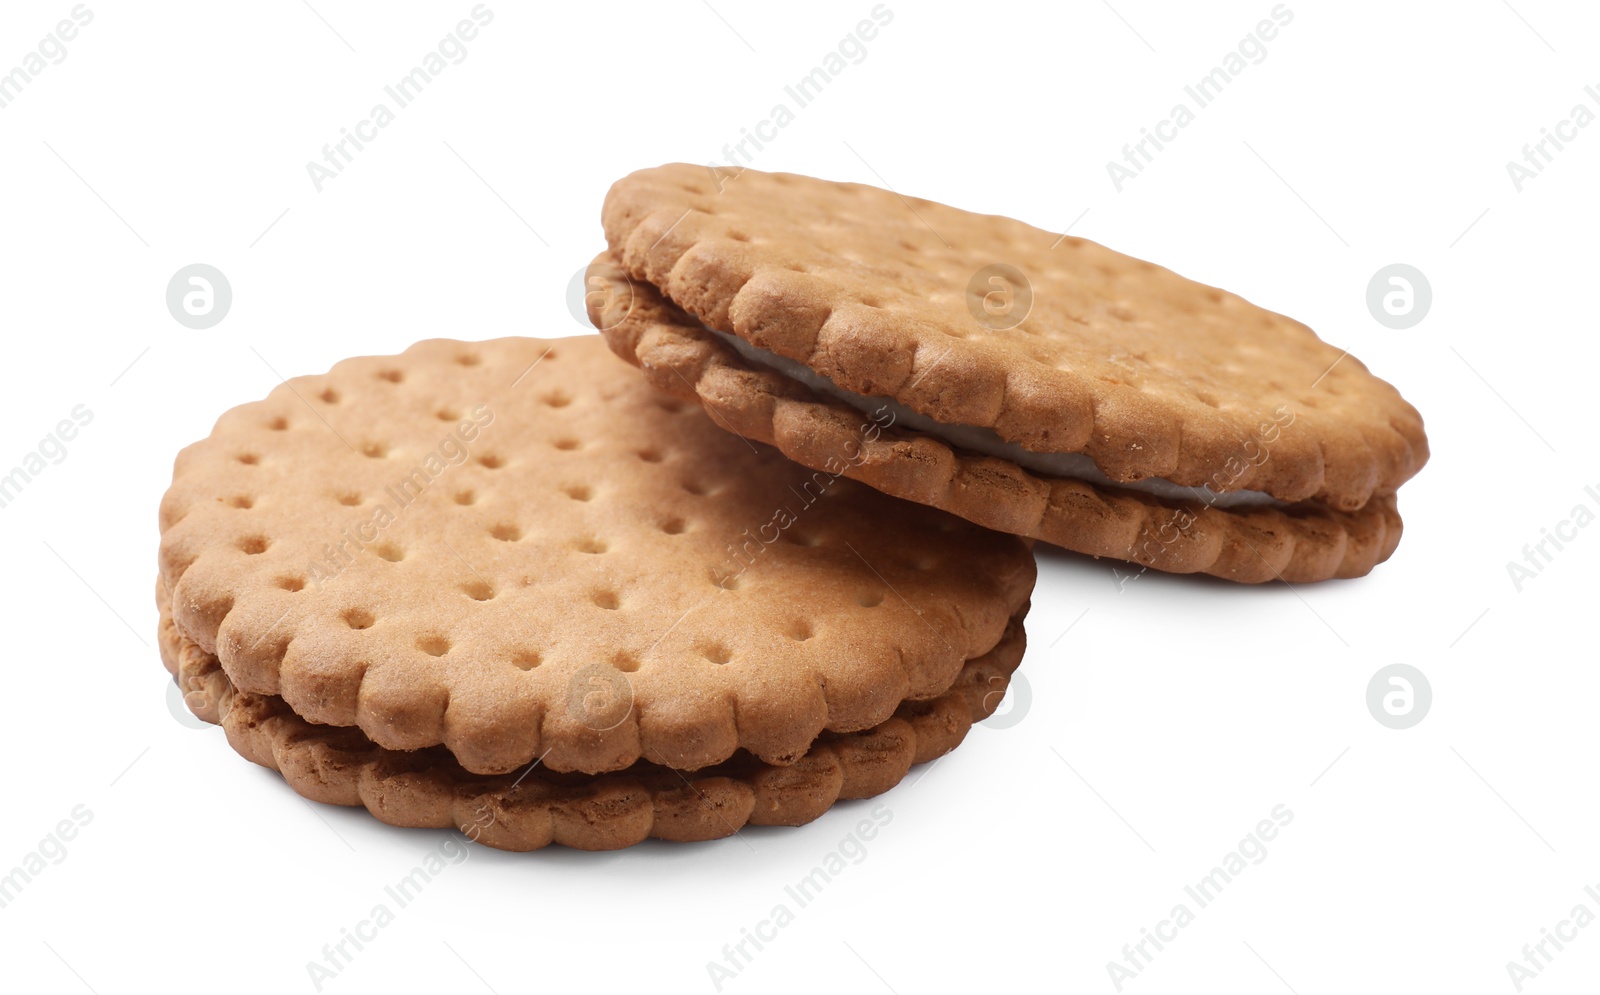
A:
[[377, 369, 404, 383], [228, 495, 254, 509], [563, 485, 592, 502], [416, 634, 451, 656], [478, 454, 504, 469], [276, 576, 305, 592], [591, 589, 620, 610], [659, 517, 687, 535], [342, 608, 375, 629], [635, 447, 663, 463], [783, 531, 821, 547], [489, 523, 521, 542], [713, 571, 742, 591], [540, 390, 572, 408], [239, 536, 270, 555], [510, 649, 541, 671], [374, 542, 404, 562], [655, 398, 686, 414], [436, 408, 459, 422], [856, 591, 885, 608], [455, 353, 480, 367], [552, 438, 581, 451], [611, 651, 641, 673], [461, 580, 494, 601], [237, 453, 259, 465], [319, 388, 340, 404], [360, 442, 388, 459], [785, 620, 813, 642], [700, 643, 731, 665], [268, 417, 289, 431], [453, 489, 476, 505], [575, 537, 608, 554], [681, 480, 709, 496]]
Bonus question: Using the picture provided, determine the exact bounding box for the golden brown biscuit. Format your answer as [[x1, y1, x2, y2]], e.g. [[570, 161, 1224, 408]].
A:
[[591, 164, 1426, 581], [157, 336, 1035, 779], [159, 583, 1028, 852]]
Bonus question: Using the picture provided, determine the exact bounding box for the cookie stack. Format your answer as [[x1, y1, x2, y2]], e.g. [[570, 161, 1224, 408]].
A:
[[157, 165, 1426, 851], [157, 338, 1034, 851]]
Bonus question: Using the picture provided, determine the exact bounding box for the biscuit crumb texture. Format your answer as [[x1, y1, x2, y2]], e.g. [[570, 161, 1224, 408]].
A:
[[600, 164, 1427, 513], [157, 336, 1035, 776], [591, 252, 1404, 583], [159, 581, 1028, 852]]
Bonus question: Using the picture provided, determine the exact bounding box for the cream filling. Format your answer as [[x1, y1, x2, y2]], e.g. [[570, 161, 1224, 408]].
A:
[[707, 329, 1286, 510]]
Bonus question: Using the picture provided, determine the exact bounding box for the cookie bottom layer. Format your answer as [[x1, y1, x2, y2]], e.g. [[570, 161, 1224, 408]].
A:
[[159, 586, 1027, 852], [589, 253, 1404, 583]]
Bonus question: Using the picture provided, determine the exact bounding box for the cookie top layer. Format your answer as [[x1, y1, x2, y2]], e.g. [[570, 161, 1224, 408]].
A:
[[601, 164, 1428, 511], [158, 336, 1034, 776], [591, 252, 1406, 583]]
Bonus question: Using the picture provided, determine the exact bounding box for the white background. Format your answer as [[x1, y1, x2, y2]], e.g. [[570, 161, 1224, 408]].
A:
[[1, 1, 1596, 993]]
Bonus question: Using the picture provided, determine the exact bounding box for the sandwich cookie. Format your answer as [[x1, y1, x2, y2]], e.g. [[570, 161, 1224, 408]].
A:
[[158, 584, 1027, 851], [590, 164, 1428, 582], [156, 335, 1034, 848]]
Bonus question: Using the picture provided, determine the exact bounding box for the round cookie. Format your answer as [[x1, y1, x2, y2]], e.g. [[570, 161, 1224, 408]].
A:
[[590, 253, 1402, 583], [157, 336, 1035, 777], [159, 584, 1028, 852], [590, 164, 1427, 581]]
